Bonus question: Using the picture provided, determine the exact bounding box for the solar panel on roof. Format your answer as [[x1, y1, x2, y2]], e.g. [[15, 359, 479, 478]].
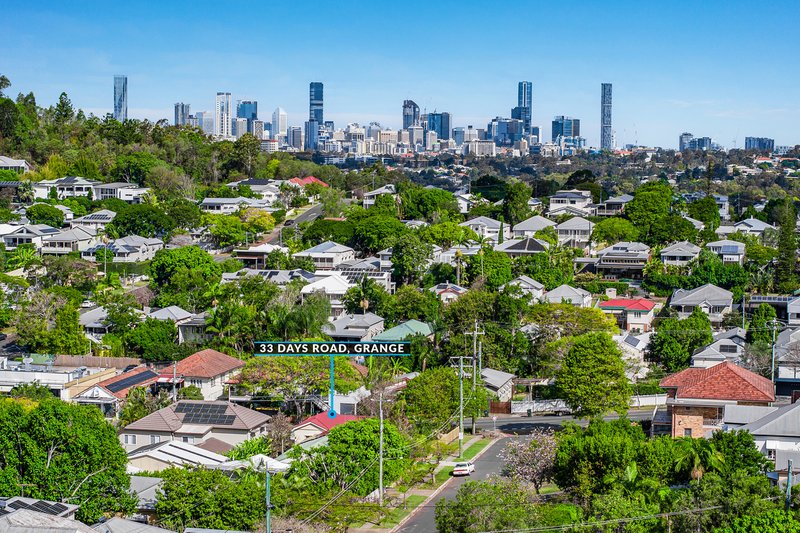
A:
[[106, 370, 158, 393], [8, 501, 26, 510]]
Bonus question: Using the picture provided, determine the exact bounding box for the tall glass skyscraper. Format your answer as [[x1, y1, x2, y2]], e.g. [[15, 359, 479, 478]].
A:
[[402, 100, 420, 130], [113, 75, 127, 122], [516, 81, 532, 134], [601, 83, 613, 150], [552, 116, 580, 142], [236, 100, 258, 133], [174, 102, 191, 126], [426, 112, 452, 140], [214, 92, 232, 138], [309, 82, 323, 124]]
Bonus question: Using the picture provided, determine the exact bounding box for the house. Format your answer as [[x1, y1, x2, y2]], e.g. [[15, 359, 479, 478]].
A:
[[2, 224, 60, 251], [658, 361, 774, 438], [547, 189, 595, 217], [229, 178, 282, 203], [595, 194, 634, 217], [500, 275, 545, 301], [713, 194, 731, 221], [661, 241, 701, 267], [79, 306, 113, 339], [323, 312, 385, 341], [705, 239, 746, 265], [493, 237, 550, 258], [288, 176, 328, 189], [543, 284, 592, 307], [772, 328, 800, 396], [92, 182, 149, 203], [614, 332, 652, 361], [748, 294, 800, 327], [32, 176, 100, 200], [555, 217, 594, 251], [291, 413, 361, 444], [598, 298, 657, 332], [40, 226, 98, 255], [74, 366, 160, 417], [436, 245, 482, 267], [300, 273, 353, 317], [0, 496, 79, 520], [512, 215, 556, 238], [177, 312, 211, 345], [147, 305, 193, 325], [333, 262, 395, 293], [126, 440, 229, 471], [70, 209, 117, 230], [363, 183, 397, 209], [372, 319, 433, 341], [293, 241, 356, 270], [429, 282, 468, 304], [684, 216, 705, 232], [716, 218, 776, 239], [156, 349, 245, 400], [691, 327, 748, 368], [200, 197, 273, 214], [481, 368, 515, 402], [233, 242, 289, 268], [595, 242, 651, 279], [459, 216, 511, 244], [670, 283, 733, 323], [0, 510, 95, 533], [0, 357, 114, 401], [222, 268, 315, 287], [95, 517, 173, 533], [0, 155, 31, 173], [120, 400, 270, 452], [739, 401, 800, 463], [456, 192, 475, 214], [82, 235, 164, 263]]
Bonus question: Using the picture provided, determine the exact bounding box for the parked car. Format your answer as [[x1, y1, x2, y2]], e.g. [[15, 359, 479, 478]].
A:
[[284, 219, 295, 226], [452, 462, 475, 476]]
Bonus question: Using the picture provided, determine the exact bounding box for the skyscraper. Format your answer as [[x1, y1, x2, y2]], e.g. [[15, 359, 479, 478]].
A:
[[601, 83, 613, 150], [679, 132, 694, 151], [309, 82, 324, 124], [236, 100, 258, 133], [304, 120, 319, 151], [402, 100, 420, 130], [214, 92, 232, 138], [515, 81, 532, 134], [174, 102, 191, 126], [426, 112, 452, 140], [272, 108, 288, 140], [552, 116, 580, 141], [113, 75, 127, 122], [234, 118, 249, 139], [195, 111, 214, 134], [745, 137, 775, 151]]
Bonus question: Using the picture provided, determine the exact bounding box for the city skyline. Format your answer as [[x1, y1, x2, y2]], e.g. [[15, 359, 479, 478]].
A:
[[3, 0, 799, 148]]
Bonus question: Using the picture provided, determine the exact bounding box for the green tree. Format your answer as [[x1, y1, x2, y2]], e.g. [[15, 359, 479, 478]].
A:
[[501, 181, 532, 226], [109, 203, 175, 237], [776, 198, 797, 292], [591, 217, 639, 245], [625, 181, 672, 239], [119, 386, 172, 426], [747, 303, 777, 345], [124, 318, 178, 361], [714, 509, 800, 533], [391, 232, 433, 285], [419, 222, 479, 248], [353, 215, 407, 252], [150, 245, 221, 287], [207, 214, 247, 246], [226, 436, 272, 459], [155, 467, 264, 531], [434, 478, 539, 533], [688, 196, 722, 230], [26, 203, 64, 227], [0, 397, 135, 522], [649, 308, 714, 371], [466, 248, 513, 289], [557, 332, 630, 418], [710, 430, 769, 477], [177, 385, 204, 400]]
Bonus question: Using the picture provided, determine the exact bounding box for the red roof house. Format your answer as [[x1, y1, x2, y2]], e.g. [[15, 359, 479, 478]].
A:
[[291, 413, 362, 444], [289, 176, 328, 188], [658, 361, 774, 438], [598, 298, 657, 332], [157, 349, 245, 401]]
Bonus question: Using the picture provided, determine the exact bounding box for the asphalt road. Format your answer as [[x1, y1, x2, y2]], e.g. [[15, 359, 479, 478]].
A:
[[398, 438, 509, 533], [475, 410, 654, 434], [266, 203, 323, 244]]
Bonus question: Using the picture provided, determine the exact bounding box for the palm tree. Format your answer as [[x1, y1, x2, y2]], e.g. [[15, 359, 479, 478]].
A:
[[674, 438, 725, 480], [454, 250, 464, 285]]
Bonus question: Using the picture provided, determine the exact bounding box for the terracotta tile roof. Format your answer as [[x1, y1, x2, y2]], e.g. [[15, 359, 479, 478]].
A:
[[171, 349, 244, 379], [195, 437, 234, 454], [294, 413, 362, 433], [660, 361, 775, 402], [600, 298, 656, 311], [289, 176, 328, 188]]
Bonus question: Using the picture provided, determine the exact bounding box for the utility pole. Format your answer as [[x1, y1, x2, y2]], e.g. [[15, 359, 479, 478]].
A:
[[172, 360, 177, 402], [742, 294, 745, 330], [378, 391, 384, 507], [470, 320, 484, 436], [458, 353, 464, 458], [771, 319, 778, 382]]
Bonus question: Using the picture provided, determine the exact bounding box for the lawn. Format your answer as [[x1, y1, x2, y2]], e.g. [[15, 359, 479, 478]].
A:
[[456, 438, 491, 461], [421, 465, 454, 489], [378, 494, 426, 527]]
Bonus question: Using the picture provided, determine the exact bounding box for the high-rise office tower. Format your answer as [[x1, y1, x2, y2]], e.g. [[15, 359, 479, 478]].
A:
[[289, 126, 304, 150], [272, 107, 288, 139], [304, 120, 319, 150], [174, 102, 191, 126], [601, 83, 613, 150], [234, 118, 249, 139], [679, 132, 694, 151], [214, 92, 232, 138], [236, 100, 258, 133], [552, 116, 580, 142], [426, 112, 452, 140], [195, 111, 214, 134], [745, 137, 775, 151], [309, 82, 324, 124], [252, 120, 265, 140], [402, 100, 420, 130], [113, 75, 127, 122], [515, 81, 532, 134]]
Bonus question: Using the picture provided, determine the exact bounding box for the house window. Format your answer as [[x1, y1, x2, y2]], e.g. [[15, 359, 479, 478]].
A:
[[684, 428, 692, 437], [767, 449, 776, 460], [150, 435, 160, 444], [181, 436, 194, 444], [124, 434, 137, 445]]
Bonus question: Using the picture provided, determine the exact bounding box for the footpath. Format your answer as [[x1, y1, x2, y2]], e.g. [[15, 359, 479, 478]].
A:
[[349, 435, 501, 533]]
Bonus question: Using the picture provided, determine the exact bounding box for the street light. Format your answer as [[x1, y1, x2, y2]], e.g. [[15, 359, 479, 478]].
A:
[[257, 456, 290, 533]]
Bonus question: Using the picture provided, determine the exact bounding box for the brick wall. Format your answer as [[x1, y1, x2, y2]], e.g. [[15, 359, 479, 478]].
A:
[[670, 406, 720, 438]]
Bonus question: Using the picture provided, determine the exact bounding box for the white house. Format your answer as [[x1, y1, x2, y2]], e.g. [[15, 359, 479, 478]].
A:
[[429, 282, 468, 304], [739, 402, 800, 464], [294, 241, 356, 270], [323, 312, 385, 341], [127, 441, 229, 472], [595, 194, 633, 217], [70, 209, 117, 231], [81, 235, 164, 263], [363, 183, 397, 209], [200, 197, 273, 214], [0, 155, 31, 173], [300, 273, 353, 317], [547, 189, 595, 217], [661, 241, 701, 267], [40, 226, 98, 255], [543, 284, 592, 307], [157, 349, 245, 401], [670, 283, 734, 323], [459, 216, 511, 244], [715, 218, 776, 239], [493, 237, 550, 258], [32, 176, 100, 200], [595, 242, 651, 280], [555, 217, 594, 251], [512, 215, 556, 238], [691, 327, 747, 368], [500, 275, 545, 301], [705, 240, 746, 265], [3, 224, 60, 251], [481, 368, 515, 402], [93, 182, 149, 203]]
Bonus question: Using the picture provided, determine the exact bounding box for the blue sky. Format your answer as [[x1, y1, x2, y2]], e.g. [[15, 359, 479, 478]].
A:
[[2, 0, 798, 149]]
